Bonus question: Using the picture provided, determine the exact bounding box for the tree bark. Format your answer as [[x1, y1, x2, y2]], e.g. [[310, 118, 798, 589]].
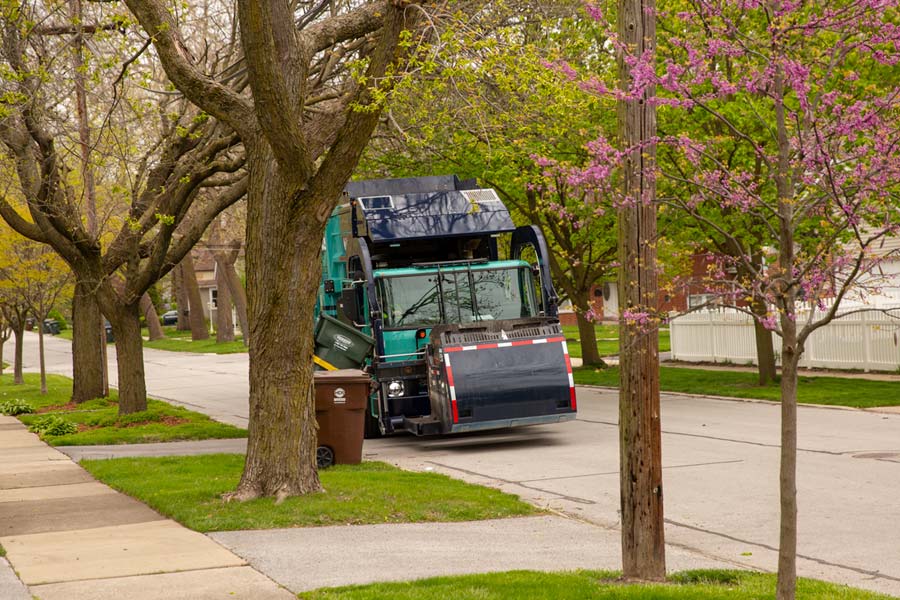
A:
[[573, 289, 604, 366], [182, 253, 210, 340], [71, 279, 107, 402], [37, 314, 47, 394], [617, 0, 666, 580], [774, 63, 798, 600], [0, 318, 9, 376], [174, 262, 191, 331], [752, 295, 777, 386], [12, 320, 24, 385], [141, 292, 165, 341], [777, 319, 799, 600], [106, 301, 148, 414], [229, 145, 323, 500], [215, 262, 235, 343], [217, 248, 249, 346]]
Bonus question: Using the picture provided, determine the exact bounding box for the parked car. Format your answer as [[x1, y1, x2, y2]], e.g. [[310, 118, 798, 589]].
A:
[[161, 310, 178, 326]]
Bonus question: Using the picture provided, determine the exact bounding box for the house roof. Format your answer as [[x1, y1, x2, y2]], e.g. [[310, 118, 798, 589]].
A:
[[191, 247, 216, 273]]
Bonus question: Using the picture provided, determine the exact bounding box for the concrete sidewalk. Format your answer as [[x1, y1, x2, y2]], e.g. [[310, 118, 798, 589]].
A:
[[0, 415, 292, 600], [14, 434, 742, 597]]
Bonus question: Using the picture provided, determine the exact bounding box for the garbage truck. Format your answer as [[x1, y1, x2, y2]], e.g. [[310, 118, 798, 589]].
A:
[[316, 175, 577, 437]]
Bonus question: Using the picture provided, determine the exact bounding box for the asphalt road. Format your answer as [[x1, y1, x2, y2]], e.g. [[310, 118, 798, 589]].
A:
[[20, 332, 900, 597]]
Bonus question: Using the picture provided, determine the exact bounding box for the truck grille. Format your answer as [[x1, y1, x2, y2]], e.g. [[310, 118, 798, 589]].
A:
[[443, 324, 561, 345]]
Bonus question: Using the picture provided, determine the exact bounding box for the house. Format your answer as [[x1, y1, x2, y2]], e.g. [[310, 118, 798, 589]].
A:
[[559, 253, 724, 325], [190, 247, 218, 321]]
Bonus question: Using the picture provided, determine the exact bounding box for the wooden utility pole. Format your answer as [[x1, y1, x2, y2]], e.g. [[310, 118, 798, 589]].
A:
[[617, 0, 666, 581]]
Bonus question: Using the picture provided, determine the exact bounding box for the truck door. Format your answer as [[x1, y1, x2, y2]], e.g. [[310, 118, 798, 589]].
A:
[[511, 226, 559, 317]]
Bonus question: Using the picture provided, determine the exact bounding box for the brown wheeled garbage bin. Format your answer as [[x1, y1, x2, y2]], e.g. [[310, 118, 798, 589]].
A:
[[314, 369, 371, 469]]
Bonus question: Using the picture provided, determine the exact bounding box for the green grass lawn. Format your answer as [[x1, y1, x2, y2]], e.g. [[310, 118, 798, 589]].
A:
[[143, 326, 247, 354], [563, 324, 671, 359], [573, 366, 900, 408], [0, 373, 246, 445], [57, 325, 247, 354], [297, 569, 893, 600], [81, 455, 537, 532]]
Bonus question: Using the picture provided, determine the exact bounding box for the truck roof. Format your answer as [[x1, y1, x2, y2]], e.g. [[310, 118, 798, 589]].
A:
[[373, 259, 530, 278], [344, 176, 516, 243]]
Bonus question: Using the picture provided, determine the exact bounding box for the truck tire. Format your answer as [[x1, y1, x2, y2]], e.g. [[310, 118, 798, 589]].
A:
[[364, 410, 383, 439]]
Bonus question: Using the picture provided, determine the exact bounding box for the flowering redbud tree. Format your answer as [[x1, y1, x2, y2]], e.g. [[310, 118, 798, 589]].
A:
[[572, 1, 900, 598]]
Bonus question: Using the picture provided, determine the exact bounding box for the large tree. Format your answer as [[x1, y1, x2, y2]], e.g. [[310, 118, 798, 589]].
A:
[[0, 1, 247, 413], [123, 0, 421, 499]]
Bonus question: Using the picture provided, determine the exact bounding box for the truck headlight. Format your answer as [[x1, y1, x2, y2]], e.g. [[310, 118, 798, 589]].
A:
[[387, 380, 404, 398]]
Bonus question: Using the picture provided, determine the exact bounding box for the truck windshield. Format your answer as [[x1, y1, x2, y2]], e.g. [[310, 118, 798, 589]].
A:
[[377, 267, 538, 329]]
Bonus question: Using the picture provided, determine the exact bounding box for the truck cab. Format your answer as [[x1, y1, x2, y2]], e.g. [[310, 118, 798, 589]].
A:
[[318, 175, 576, 436]]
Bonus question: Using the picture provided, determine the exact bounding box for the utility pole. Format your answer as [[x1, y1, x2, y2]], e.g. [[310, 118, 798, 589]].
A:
[[617, 0, 665, 580]]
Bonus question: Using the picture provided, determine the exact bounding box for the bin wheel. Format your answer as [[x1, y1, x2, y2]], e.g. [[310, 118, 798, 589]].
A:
[[316, 446, 335, 469]]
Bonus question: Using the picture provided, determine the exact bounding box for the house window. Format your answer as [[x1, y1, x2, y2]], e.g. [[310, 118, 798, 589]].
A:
[[211, 288, 218, 308], [688, 294, 715, 309]]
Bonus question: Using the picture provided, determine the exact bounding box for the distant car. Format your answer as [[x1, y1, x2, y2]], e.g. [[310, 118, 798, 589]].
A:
[[161, 310, 178, 326]]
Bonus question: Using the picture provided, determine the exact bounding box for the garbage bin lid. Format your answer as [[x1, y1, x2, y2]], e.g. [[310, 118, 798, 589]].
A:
[[313, 369, 371, 384]]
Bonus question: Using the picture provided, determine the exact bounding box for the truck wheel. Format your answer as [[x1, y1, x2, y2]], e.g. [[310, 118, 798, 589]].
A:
[[316, 446, 335, 469]]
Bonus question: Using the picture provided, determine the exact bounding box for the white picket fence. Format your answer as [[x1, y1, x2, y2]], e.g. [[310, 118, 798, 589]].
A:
[[669, 305, 900, 372]]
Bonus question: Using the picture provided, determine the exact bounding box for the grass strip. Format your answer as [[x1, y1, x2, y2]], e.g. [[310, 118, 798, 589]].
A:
[[573, 366, 900, 408], [57, 326, 247, 354], [297, 569, 894, 600], [81, 455, 537, 532], [562, 324, 671, 359], [1, 373, 246, 445]]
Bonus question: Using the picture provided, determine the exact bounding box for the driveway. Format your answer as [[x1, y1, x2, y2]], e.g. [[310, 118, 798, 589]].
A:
[[19, 332, 900, 596]]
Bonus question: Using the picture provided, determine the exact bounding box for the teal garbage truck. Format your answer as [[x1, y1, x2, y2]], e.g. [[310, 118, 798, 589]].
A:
[[317, 175, 577, 437]]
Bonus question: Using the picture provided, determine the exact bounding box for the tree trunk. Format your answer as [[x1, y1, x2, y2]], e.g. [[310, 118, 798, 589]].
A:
[[141, 292, 165, 341], [0, 324, 8, 377], [617, 0, 666, 580], [106, 301, 149, 415], [228, 146, 322, 501], [215, 262, 235, 343], [37, 312, 47, 394], [174, 262, 191, 331], [218, 250, 249, 346], [12, 320, 24, 385], [574, 289, 604, 366], [71, 279, 107, 402], [774, 63, 798, 600], [777, 318, 799, 600], [752, 295, 777, 386], [182, 253, 210, 340]]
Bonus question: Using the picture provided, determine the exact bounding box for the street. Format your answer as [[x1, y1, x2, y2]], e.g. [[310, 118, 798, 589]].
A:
[[19, 332, 900, 596]]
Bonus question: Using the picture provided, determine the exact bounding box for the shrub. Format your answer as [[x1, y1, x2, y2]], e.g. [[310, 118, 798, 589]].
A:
[[28, 415, 78, 437], [0, 399, 34, 416], [47, 309, 68, 330]]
